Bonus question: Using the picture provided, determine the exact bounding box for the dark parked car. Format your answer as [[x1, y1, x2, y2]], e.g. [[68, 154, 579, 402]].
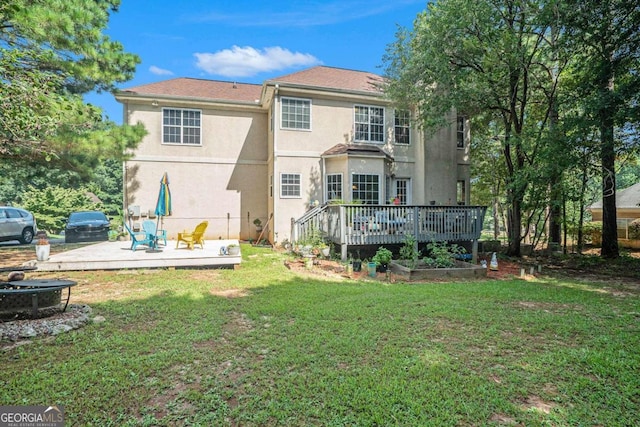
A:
[[0, 206, 37, 244], [64, 211, 110, 243]]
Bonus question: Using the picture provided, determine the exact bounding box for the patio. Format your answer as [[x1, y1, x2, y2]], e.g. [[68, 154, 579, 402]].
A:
[[23, 239, 242, 271]]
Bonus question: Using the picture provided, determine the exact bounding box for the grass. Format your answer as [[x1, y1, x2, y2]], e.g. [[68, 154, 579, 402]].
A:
[[2, 244, 639, 426]]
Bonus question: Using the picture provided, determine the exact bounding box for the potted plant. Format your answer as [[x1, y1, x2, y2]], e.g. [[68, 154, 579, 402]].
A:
[[319, 242, 330, 258], [227, 243, 241, 256], [372, 246, 393, 272], [366, 258, 377, 277], [253, 218, 263, 232], [352, 250, 362, 272], [35, 232, 50, 261]]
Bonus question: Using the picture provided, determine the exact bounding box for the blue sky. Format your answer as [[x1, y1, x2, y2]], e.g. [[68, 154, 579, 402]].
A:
[[86, 0, 428, 123]]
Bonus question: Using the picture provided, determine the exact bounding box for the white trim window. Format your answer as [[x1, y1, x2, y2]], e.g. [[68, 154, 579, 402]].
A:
[[394, 179, 410, 205], [457, 116, 465, 148], [394, 110, 411, 145], [280, 173, 301, 198], [162, 108, 201, 145], [326, 173, 343, 201], [281, 97, 311, 130], [352, 174, 380, 204], [354, 105, 384, 143]]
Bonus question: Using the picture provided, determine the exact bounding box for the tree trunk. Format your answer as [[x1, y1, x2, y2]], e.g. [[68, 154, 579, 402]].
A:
[[548, 178, 562, 247], [599, 57, 619, 259], [506, 185, 522, 257], [576, 167, 589, 254]]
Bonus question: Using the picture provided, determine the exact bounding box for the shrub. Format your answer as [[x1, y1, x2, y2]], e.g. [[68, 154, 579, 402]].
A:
[[21, 185, 102, 233], [372, 247, 393, 266], [628, 219, 640, 239], [422, 241, 466, 268], [399, 234, 420, 269], [582, 221, 602, 244]]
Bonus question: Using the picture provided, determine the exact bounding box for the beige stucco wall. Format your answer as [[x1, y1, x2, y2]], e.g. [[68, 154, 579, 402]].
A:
[[590, 208, 640, 222], [271, 91, 397, 242], [120, 84, 471, 245], [422, 112, 464, 205], [124, 102, 268, 240]]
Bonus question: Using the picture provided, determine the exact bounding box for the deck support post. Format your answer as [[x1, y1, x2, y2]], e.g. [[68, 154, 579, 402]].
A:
[[472, 239, 478, 263]]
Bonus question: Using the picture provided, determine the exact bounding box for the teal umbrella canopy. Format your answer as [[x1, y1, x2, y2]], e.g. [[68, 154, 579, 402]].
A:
[[155, 172, 172, 217]]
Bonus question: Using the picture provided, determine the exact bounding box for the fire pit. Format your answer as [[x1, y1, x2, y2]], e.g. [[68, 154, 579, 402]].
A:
[[1, 278, 77, 320]]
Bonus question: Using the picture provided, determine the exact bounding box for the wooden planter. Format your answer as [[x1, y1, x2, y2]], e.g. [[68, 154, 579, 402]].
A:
[[390, 260, 487, 282]]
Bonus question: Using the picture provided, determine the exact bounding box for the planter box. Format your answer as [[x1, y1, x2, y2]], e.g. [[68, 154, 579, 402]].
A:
[[390, 260, 487, 282]]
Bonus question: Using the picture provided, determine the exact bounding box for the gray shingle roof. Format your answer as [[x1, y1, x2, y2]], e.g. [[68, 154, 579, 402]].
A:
[[120, 78, 263, 103], [119, 66, 385, 103], [269, 66, 384, 94], [321, 143, 391, 158], [589, 182, 640, 209]]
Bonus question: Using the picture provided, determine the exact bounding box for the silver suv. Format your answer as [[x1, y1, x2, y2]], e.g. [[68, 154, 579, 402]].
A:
[[0, 206, 37, 244]]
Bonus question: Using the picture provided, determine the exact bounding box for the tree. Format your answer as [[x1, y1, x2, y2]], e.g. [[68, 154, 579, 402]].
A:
[[560, 0, 640, 258], [21, 186, 101, 233], [384, 0, 563, 256], [0, 0, 145, 165]]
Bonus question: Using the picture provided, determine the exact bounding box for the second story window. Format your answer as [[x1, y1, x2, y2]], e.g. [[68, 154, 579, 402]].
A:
[[457, 116, 465, 148], [281, 97, 311, 130], [394, 110, 411, 145], [163, 108, 201, 145], [355, 105, 384, 143]]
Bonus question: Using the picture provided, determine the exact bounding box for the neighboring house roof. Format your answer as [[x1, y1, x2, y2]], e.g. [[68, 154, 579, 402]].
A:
[[119, 78, 263, 103], [268, 66, 385, 94], [589, 182, 640, 209], [322, 143, 392, 159]]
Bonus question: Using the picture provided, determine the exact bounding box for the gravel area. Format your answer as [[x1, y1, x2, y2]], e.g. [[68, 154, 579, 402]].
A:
[[1, 304, 95, 347]]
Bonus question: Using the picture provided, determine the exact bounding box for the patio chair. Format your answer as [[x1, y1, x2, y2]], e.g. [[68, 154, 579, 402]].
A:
[[124, 223, 154, 251], [176, 221, 208, 250], [142, 220, 167, 246]]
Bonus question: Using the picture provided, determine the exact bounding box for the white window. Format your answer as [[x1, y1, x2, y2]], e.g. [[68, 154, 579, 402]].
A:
[[163, 108, 201, 145], [280, 173, 301, 198], [355, 105, 384, 143], [394, 179, 410, 205], [457, 116, 465, 148], [281, 97, 311, 130], [352, 174, 380, 204], [394, 110, 411, 145], [326, 174, 343, 201]]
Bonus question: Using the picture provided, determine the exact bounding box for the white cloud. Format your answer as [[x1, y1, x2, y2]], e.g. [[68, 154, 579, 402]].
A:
[[194, 46, 321, 78], [149, 65, 174, 76]]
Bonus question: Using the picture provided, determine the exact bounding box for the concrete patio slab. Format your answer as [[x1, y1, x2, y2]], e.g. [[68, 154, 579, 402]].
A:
[[24, 240, 241, 271]]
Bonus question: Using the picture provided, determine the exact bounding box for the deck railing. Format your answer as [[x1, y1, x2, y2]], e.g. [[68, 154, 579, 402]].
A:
[[293, 204, 487, 257]]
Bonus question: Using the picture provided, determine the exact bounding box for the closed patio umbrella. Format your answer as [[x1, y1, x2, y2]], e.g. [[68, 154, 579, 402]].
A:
[[152, 172, 172, 249]]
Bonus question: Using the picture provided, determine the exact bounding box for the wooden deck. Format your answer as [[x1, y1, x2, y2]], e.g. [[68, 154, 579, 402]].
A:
[[293, 204, 487, 260]]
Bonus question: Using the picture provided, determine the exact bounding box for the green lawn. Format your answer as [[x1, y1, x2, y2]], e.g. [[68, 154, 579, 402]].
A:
[[2, 245, 639, 426]]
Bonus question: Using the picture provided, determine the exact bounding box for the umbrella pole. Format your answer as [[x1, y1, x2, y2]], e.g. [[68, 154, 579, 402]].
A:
[[155, 216, 161, 248]]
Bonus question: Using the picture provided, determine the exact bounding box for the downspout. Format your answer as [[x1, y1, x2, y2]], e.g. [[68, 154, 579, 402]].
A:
[[122, 101, 130, 228], [273, 84, 279, 242], [322, 156, 326, 202]]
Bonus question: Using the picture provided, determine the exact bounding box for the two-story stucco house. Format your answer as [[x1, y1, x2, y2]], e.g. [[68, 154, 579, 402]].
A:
[[115, 65, 475, 248]]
